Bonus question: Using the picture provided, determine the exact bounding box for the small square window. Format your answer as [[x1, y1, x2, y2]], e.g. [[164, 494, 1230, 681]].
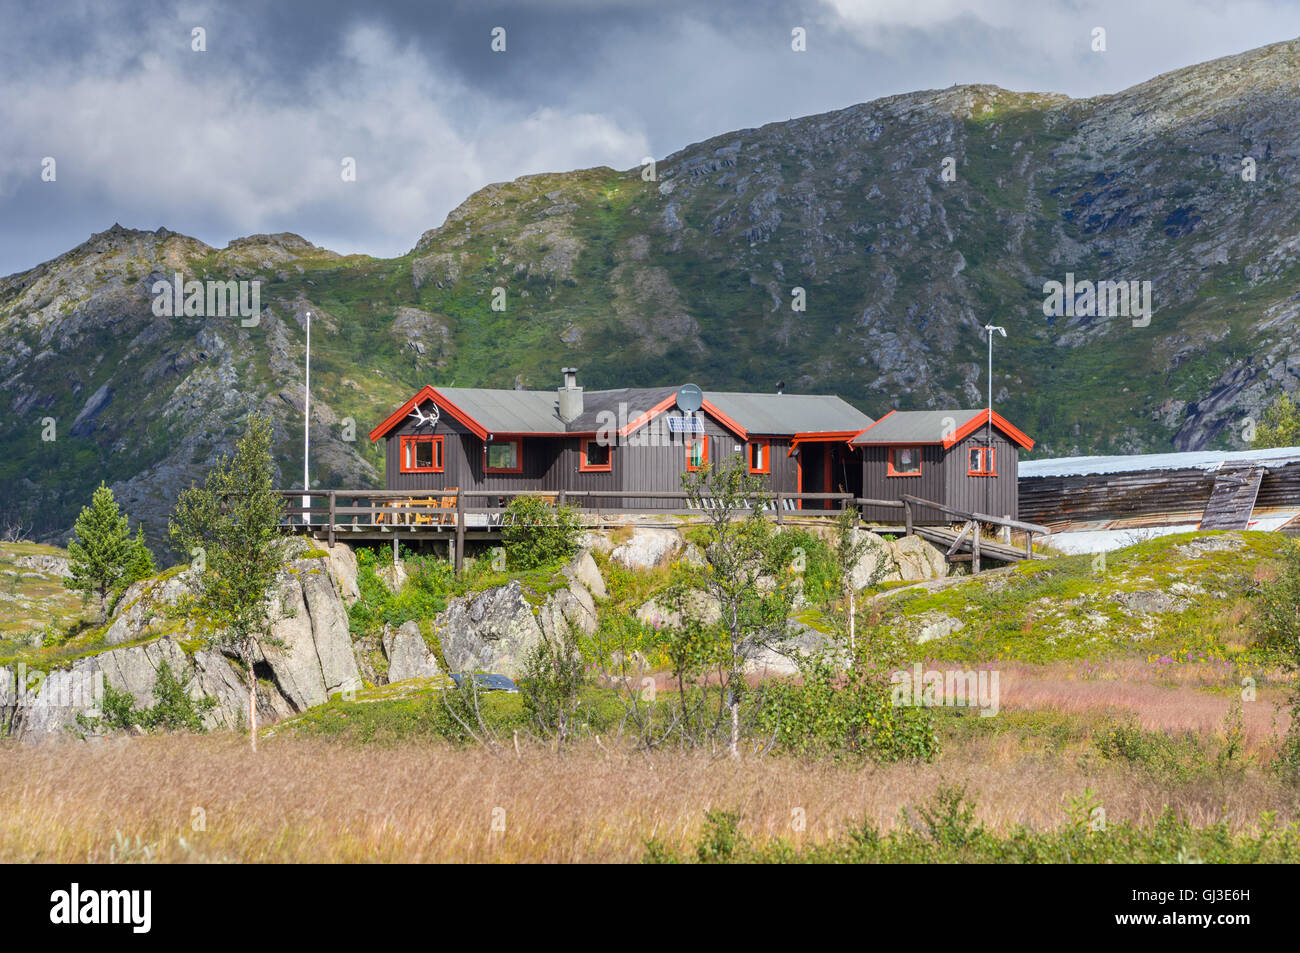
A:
[[485, 440, 522, 473], [968, 446, 996, 476], [580, 439, 612, 472], [888, 446, 922, 477]]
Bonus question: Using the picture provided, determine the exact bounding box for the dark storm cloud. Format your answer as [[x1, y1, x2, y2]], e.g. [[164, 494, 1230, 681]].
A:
[[2, 0, 1300, 275]]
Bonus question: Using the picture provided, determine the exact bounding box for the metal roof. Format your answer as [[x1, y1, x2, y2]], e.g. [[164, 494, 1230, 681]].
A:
[[852, 409, 989, 445], [421, 385, 871, 436], [703, 392, 874, 435], [436, 387, 568, 433], [1021, 446, 1300, 479]]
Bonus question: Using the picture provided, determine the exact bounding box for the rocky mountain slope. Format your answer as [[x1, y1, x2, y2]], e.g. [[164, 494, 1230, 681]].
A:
[[7, 38, 1300, 545]]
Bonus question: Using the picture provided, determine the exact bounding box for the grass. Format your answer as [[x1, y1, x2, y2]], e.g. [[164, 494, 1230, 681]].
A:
[[1, 713, 1296, 862], [873, 531, 1288, 664]]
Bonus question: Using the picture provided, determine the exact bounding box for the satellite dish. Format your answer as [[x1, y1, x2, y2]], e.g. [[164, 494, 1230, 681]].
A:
[[676, 384, 703, 414]]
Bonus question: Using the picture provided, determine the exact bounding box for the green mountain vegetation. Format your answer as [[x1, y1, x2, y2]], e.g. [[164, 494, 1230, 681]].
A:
[[7, 38, 1300, 544]]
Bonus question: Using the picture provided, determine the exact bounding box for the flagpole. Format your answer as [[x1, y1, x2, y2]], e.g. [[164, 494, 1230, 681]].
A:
[[303, 311, 311, 526]]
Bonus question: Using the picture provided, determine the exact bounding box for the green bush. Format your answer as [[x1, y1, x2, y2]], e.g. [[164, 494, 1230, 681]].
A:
[[77, 661, 215, 735], [501, 497, 581, 570]]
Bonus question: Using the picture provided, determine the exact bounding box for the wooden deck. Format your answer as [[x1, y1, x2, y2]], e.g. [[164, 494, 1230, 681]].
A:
[[279, 489, 1043, 574]]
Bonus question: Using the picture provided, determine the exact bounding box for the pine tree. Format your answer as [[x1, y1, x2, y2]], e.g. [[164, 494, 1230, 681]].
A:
[[113, 525, 157, 610], [65, 483, 135, 622]]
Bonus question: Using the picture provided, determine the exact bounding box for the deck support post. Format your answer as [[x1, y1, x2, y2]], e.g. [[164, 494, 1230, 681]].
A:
[[328, 491, 336, 547], [904, 500, 913, 537], [454, 490, 465, 576], [1025, 531, 1034, 559], [972, 525, 981, 574]]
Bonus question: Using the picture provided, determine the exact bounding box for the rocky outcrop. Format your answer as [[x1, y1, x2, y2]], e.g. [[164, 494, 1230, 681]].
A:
[[383, 620, 443, 681], [0, 539, 361, 741], [848, 531, 948, 588], [13, 554, 71, 578], [434, 550, 606, 676], [436, 581, 546, 675], [609, 528, 682, 570]]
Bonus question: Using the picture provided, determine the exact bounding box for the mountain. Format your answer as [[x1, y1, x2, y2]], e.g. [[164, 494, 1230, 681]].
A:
[[6, 38, 1300, 546]]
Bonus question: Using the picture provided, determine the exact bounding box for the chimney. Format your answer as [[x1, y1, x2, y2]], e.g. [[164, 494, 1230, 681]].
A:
[[557, 366, 583, 423]]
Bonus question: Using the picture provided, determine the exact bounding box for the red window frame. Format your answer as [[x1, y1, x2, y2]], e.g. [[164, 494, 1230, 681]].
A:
[[686, 437, 709, 471], [400, 434, 444, 473], [968, 446, 996, 476], [747, 440, 770, 474], [887, 445, 923, 477], [579, 438, 613, 472], [483, 438, 524, 474]]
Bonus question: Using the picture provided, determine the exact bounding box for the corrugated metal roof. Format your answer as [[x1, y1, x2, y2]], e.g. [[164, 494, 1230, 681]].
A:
[[703, 392, 874, 435], [427, 385, 872, 436], [1020, 446, 1300, 478], [852, 409, 987, 445], [436, 387, 565, 433]]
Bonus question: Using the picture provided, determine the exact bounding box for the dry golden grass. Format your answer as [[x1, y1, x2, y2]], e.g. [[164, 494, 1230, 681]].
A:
[[994, 661, 1292, 749], [1, 730, 1296, 863]]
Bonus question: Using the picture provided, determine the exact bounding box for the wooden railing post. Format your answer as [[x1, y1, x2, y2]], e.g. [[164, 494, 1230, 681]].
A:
[[776, 492, 784, 525], [972, 524, 981, 574], [904, 500, 913, 537], [328, 491, 336, 547], [1025, 531, 1034, 559], [454, 490, 465, 575]]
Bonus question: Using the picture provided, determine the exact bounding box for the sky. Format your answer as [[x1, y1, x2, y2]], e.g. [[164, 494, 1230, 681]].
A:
[[3, 0, 1300, 276]]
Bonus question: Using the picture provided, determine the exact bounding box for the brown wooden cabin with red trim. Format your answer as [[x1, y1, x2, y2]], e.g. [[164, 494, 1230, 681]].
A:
[[853, 409, 1035, 522], [367, 369, 876, 509]]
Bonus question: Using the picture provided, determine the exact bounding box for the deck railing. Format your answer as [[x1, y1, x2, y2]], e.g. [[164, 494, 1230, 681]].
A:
[[277, 489, 908, 573], [278, 489, 1049, 574]]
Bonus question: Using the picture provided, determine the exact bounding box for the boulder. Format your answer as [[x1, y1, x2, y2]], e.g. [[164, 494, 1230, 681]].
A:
[[324, 542, 360, 605], [912, 612, 965, 644], [378, 560, 409, 594], [887, 534, 948, 582], [260, 556, 362, 709], [740, 619, 835, 677], [436, 581, 546, 676], [636, 589, 722, 629], [610, 528, 683, 570], [563, 550, 606, 600], [104, 567, 202, 645], [383, 620, 443, 681], [848, 531, 902, 588], [14, 554, 71, 578]]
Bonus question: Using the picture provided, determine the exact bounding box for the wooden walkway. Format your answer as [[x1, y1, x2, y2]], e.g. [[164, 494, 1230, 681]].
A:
[[900, 494, 1047, 572], [1200, 467, 1264, 531]]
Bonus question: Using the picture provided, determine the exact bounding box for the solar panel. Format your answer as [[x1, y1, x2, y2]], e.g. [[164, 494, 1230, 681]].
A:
[[666, 416, 704, 433]]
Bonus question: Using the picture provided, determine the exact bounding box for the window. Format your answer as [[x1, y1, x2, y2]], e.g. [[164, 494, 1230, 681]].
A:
[[484, 439, 522, 473], [748, 440, 769, 474], [580, 439, 612, 472], [686, 437, 709, 471], [400, 434, 444, 473], [887, 446, 922, 477], [968, 446, 996, 476]]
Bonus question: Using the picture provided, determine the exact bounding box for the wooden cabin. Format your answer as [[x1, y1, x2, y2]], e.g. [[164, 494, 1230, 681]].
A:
[[368, 370, 875, 509], [853, 409, 1035, 523]]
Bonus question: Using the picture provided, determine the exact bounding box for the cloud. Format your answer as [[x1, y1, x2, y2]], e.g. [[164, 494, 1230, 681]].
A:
[[2, 0, 1300, 275]]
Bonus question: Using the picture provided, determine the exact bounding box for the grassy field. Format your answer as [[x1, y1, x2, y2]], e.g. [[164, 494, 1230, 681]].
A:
[[1, 699, 1297, 863]]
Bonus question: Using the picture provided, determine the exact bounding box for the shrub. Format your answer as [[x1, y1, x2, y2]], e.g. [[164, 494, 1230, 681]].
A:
[[501, 497, 581, 570]]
